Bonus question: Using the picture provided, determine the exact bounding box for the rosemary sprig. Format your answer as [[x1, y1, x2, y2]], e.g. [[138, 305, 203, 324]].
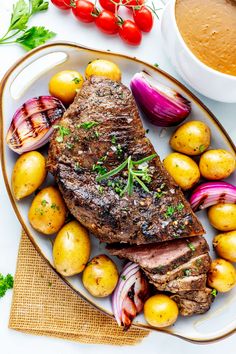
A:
[[96, 154, 157, 196]]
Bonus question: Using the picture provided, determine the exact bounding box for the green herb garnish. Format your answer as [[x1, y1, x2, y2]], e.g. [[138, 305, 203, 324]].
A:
[[96, 154, 156, 196], [195, 258, 202, 267], [176, 202, 184, 212], [111, 135, 116, 144], [121, 275, 126, 281], [66, 142, 74, 150], [78, 121, 99, 130], [54, 125, 70, 143], [164, 206, 175, 218], [0, 274, 14, 298], [41, 199, 48, 207], [211, 289, 218, 297], [153, 63, 159, 68], [94, 131, 100, 139], [72, 77, 81, 84], [188, 242, 196, 252], [184, 269, 191, 277], [98, 185, 104, 194], [51, 203, 59, 210], [199, 144, 205, 153]]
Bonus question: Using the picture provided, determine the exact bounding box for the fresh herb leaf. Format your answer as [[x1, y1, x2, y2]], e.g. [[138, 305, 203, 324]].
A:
[[184, 269, 191, 276], [155, 191, 163, 198], [31, 0, 49, 14], [188, 242, 196, 252], [9, 0, 29, 31], [145, 129, 149, 134], [16, 26, 55, 51], [121, 275, 126, 281], [66, 142, 74, 150], [164, 206, 175, 218], [41, 199, 48, 207], [51, 203, 60, 210], [78, 121, 99, 130], [195, 258, 202, 267], [92, 164, 107, 175], [211, 288, 217, 297], [72, 77, 81, 84], [111, 135, 116, 144], [199, 144, 205, 153], [54, 125, 70, 142], [153, 63, 159, 68], [0, 274, 14, 298], [176, 202, 184, 212], [98, 185, 104, 194], [94, 131, 100, 139]]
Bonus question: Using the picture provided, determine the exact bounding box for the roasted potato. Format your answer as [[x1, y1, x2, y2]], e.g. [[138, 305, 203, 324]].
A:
[[170, 120, 211, 155], [163, 152, 200, 190], [213, 230, 236, 262], [208, 258, 236, 292], [199, 149, 235, 180], [12, 151, 47, 200], [53, 221, 91, 276], [144, 294, 179, 328], [208, 203, 236, 231], [85, 59, 121, 81], [49, 70, 84, 105], [28, 186, 67, 235], [82, 254, 118, 297]]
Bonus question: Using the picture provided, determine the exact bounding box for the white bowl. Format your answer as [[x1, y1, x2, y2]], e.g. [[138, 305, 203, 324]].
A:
[[160, 0, 236, 102]]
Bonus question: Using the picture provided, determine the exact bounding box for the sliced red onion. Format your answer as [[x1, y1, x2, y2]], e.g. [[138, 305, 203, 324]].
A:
[[112, 262, 150, 329], [190, 181, 236, 211], [130, 72, 191, 127], [6, 96, 65, 154]]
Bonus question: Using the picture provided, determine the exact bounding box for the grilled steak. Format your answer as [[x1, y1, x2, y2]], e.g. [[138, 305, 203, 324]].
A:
[[47, 76, 204, 245], [107, 236, 209, 273], [170, 295, 213, 316], [173, 288, 213, 303], [156, 274, 207, 292]]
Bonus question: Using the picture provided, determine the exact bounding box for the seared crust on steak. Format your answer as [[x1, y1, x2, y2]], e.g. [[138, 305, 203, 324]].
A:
[[47, 76, 204, 245]]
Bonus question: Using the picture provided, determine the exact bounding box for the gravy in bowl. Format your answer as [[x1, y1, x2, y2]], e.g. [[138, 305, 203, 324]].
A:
[[175, 0, 236, 76]]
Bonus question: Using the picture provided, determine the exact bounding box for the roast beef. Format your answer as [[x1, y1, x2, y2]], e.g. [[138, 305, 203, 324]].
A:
[[174, 288, 213, 303], [170, 293, 213, 316], [47, 76, 204, 245], [159, 274, 207, 292]]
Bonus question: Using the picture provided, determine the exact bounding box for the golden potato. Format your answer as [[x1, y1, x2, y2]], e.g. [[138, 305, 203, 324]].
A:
[[170, 120, 211, 155], [144, 294, 179, 328], [213, 231, 236, 262], [208, 203, 236, 231], [208, 258, 236, 292], [199, 149, 235, 180], [163, 152, 200, 190], [28, 186, 66, 235], [53, 221, 91, 276], [82, 255, 118, 297], [12, 151, 47, 200], [85, 59, 121, 81], [49, 70, 84, 105]]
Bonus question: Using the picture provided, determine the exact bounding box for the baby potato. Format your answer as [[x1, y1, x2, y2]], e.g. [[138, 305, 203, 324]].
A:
[[82, 254, 118, 297], [213, 231, 236, 262], [170, 120, 211, 156], [49, 70, 84, 105], [208, 203, 236, 231], [163, 152, 200, 190], [199, 149, 235, 180], [144, 294, 179, 328], [208, 258, 236, 292], [53, 221, 91, 276], [28, 186, 67, 235], [85, 59, 121, 81], [12, 151, 47, 200]]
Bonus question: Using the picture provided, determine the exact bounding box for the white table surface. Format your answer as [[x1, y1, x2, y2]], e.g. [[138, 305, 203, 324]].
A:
[[0, 1, 235, 353]]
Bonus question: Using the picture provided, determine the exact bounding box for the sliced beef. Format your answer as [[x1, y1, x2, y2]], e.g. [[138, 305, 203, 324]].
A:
[[47, 76, 204, 245], [174, 288, 213, 303], [107, 236, 209, 274], [156, 274, 207, 292], [170, 293, 213, 316], [144, 253, 211, 289]]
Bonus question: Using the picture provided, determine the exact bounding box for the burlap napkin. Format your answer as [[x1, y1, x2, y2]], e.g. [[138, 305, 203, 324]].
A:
[[9, 232, 149, 345]]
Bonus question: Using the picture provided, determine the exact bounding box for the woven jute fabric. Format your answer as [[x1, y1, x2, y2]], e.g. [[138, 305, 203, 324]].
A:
[[9, 232, 149, 345]]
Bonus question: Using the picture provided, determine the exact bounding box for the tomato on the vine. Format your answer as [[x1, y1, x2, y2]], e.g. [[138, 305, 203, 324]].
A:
[[124, 0, 145, 8], [72, 0, 96, 23], [95, 10, 120, 34], [133, 6, 153, 32], [99, 0, 120, 13], [119, 20, 142, 46], [51, 0, 72, 10]]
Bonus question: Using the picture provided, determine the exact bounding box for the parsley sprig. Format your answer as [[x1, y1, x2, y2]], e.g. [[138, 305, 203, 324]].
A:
[[96, 154, 157, 196], [0, 0, 55, 51], [0, 274, 14, 298]]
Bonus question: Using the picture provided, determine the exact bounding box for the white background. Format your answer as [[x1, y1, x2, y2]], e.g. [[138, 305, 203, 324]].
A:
[[0, 1, 235, 353]]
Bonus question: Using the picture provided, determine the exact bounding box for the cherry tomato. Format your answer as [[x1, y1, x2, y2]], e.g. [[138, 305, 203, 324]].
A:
[[99, 0, 120, 12], [133, 6, 153, 32], [124, 0, 145, 8], [72, 0, 96, 23], [95, 10, 119, 35], [51, 0, 71, 10], [119, 20, 142, 46]]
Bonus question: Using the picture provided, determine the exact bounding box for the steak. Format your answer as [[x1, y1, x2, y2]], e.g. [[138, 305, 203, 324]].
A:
[[47, 76, 204, 245], [170, 294, 213, 316], [107, 236, 209, 273], [174, 288, 213, 303], [158, 274, 207, 292]]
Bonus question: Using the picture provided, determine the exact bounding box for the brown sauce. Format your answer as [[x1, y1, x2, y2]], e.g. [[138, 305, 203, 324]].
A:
[[175, 0, 236, 76]]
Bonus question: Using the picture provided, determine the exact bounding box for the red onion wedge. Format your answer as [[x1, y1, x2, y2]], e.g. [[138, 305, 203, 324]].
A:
[[6, 96, 65, 154], [130, 72, 191, 127], [190, 181, 236, 211], [112, 262, 150, 329]]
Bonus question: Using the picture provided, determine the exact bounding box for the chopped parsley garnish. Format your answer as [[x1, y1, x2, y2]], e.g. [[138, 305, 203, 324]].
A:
[[176, 202, 184, 212], [0, 273, 14, 298], [199, 144, 205, 153], [92, 164, 107, 175], [66, 142, 74, 150], [35, 207, 44, 215], [72, 77, 81, 84], [54, 125, 70, 143], [195, 258, 202, 267], [164, 206, 175, 218], [121, 275, 126, 281], [51, 203, 60, 210], [188, 242, 196, 252], [154, 63, 159, 68], [211, 289, 218, 297], [145, 129, 150, 134], [74, 162, 81, 172], [116, 144, 123, 157], [78, 121, 99, 130], [41, 199, 48, 207], [184, 269, 191, 277], [107, 179, 125, 196], [98, 185, 104, 194], [111, 135, 116, 144], [94, 131, 100, 139]]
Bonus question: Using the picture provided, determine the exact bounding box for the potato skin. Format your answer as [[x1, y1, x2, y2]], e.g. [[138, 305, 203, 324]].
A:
[[207, 259, 236, 292], [208, 203, 236, 231], [82, 255, 118, 297], [213, 231, 236, 262], [163, 152, 200, 190], [12, 151, 47, 200], [28, 186, 67, 235], [144, 294, 179, 328], [53, 221, 91, 276], [170, 120, 211, 156], [85, 59, 121, 81], [199, 149, 235, 180]]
